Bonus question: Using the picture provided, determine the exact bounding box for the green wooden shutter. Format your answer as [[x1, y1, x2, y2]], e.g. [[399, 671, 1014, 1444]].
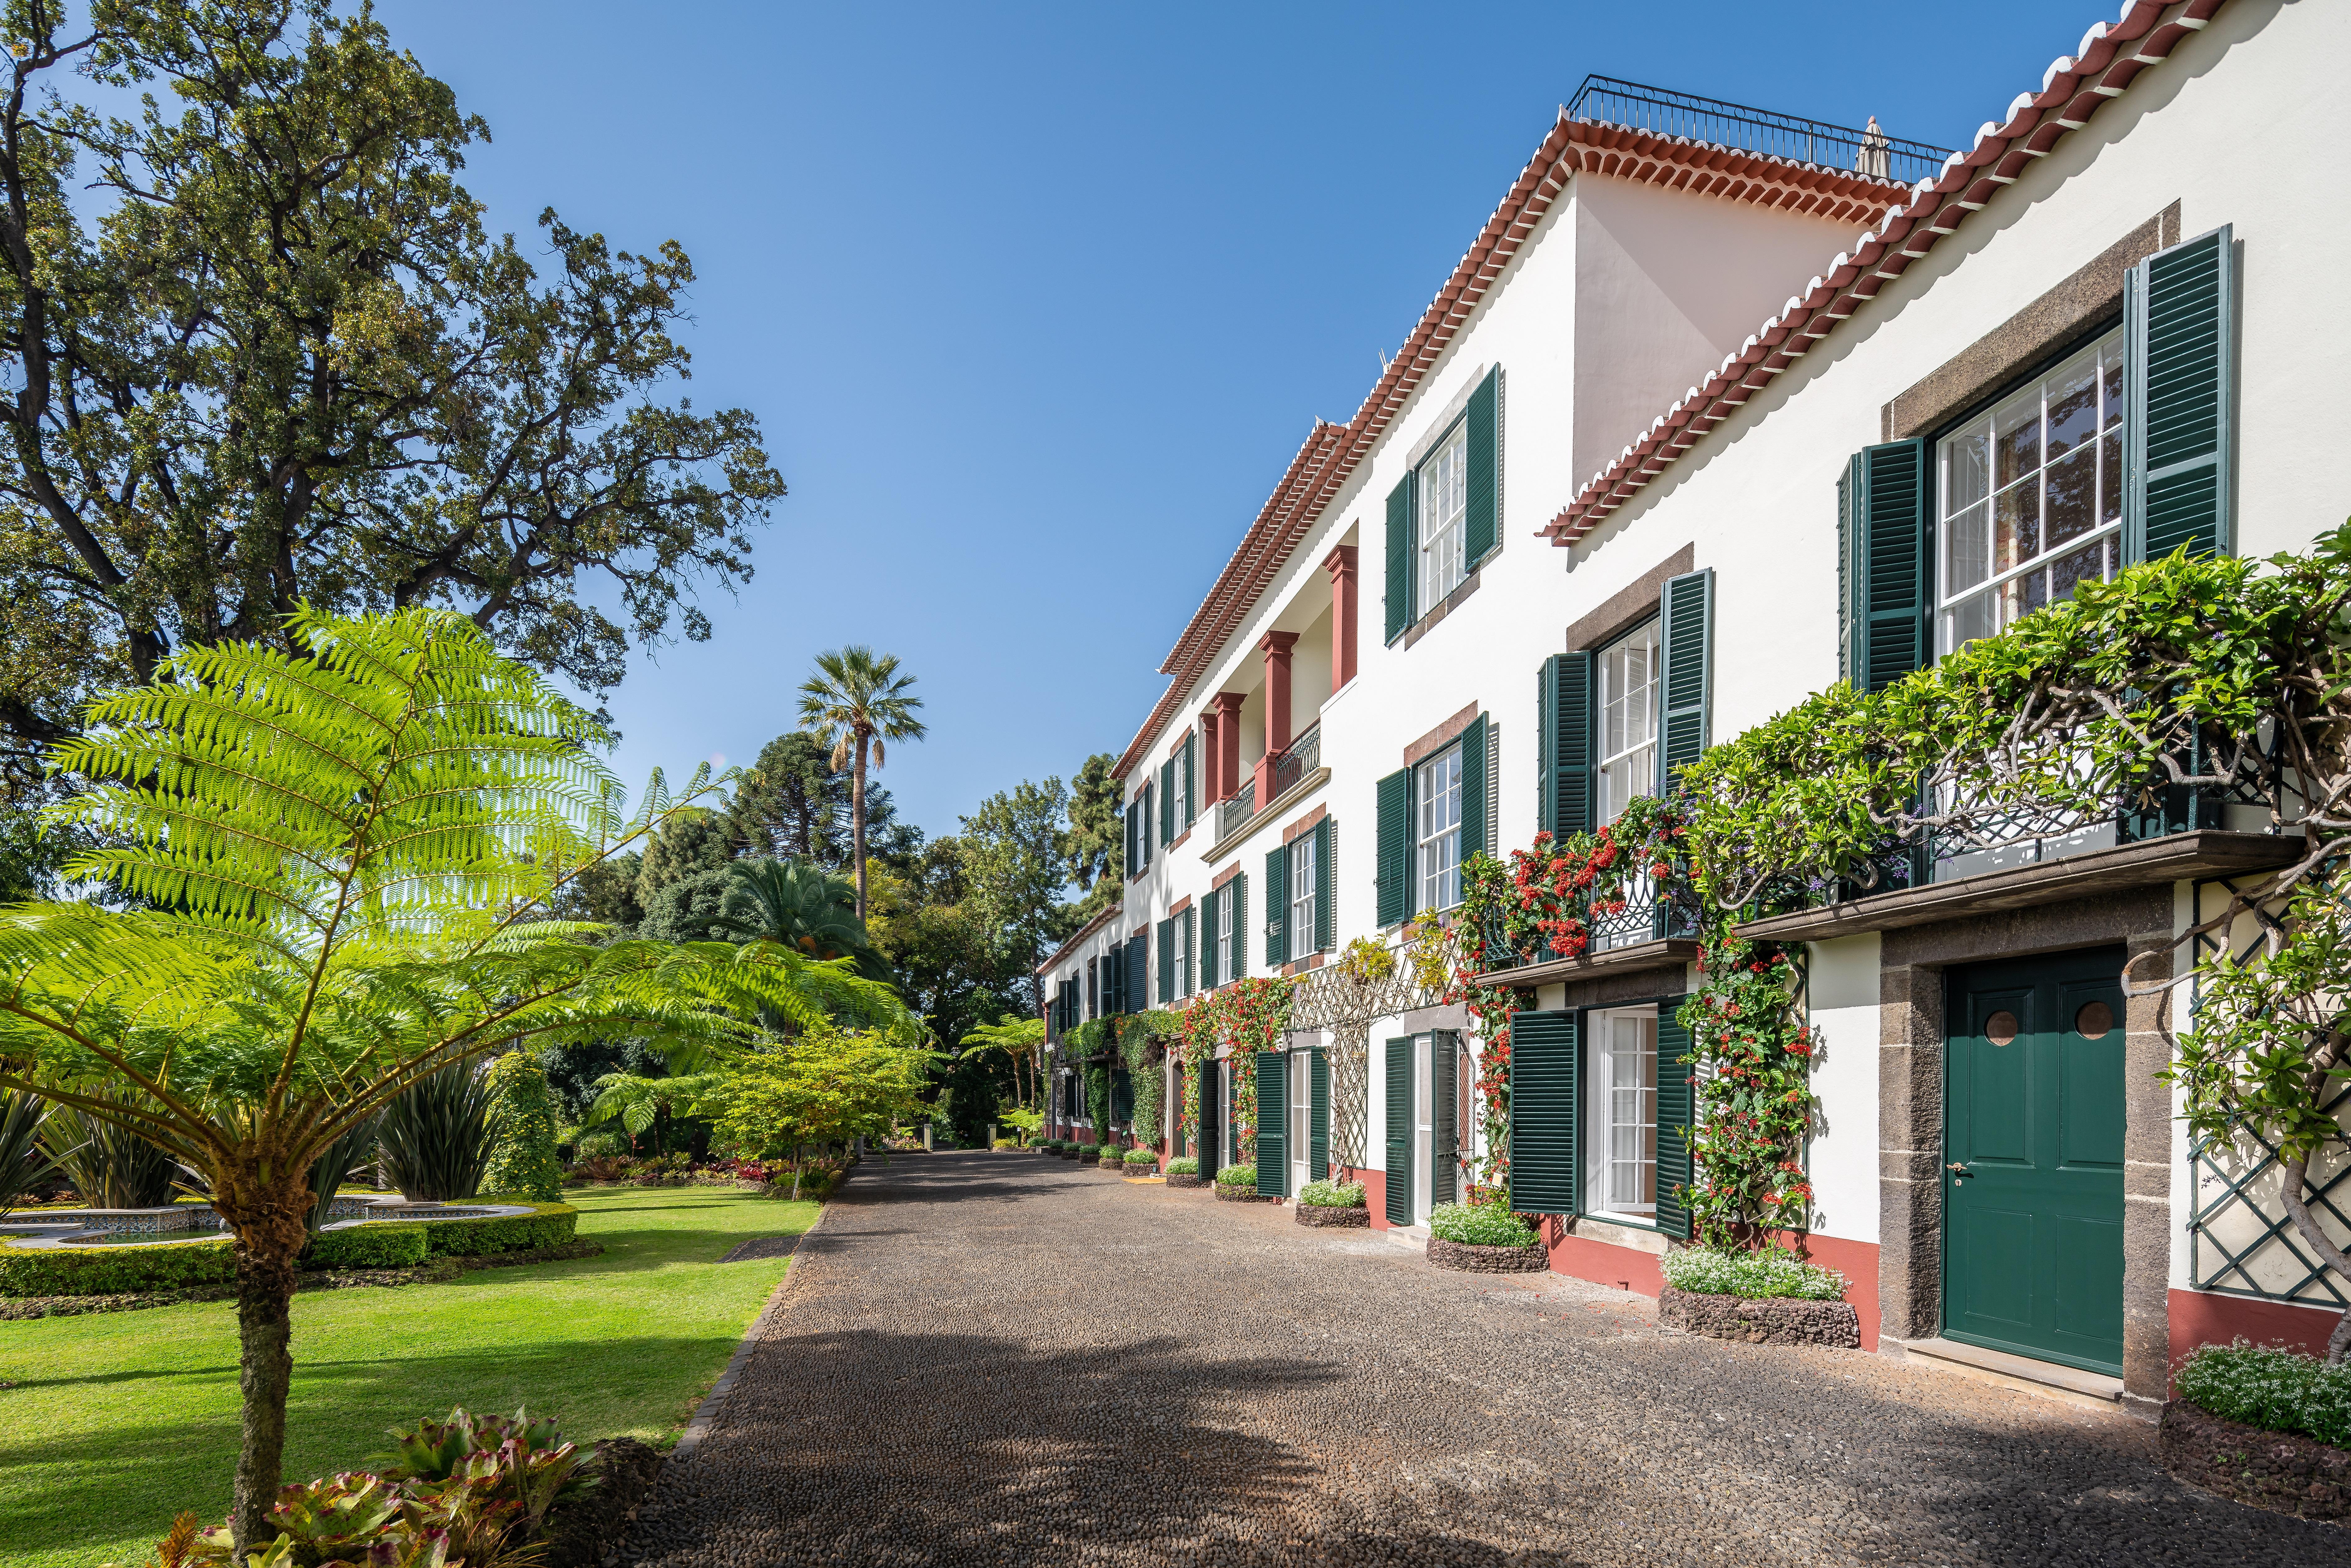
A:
[[1231, 874, 1247, 980], [1112, 1066, 1133, 1122], [1184, 906, 1197, 996], [1384, 475, 1414, 643], [1655, 998, 1694, 1240], [1835, 464, 1854, 687], [1430, 1030, 1457, 1206], [1182, 732, 1198, 828], [1458, 714, 1487, 868], [1255, 1052, 1286, 1196], [1657, 569, 1715, 792], [1848, 440, 1928, 687], [1313, 817, 1335, 954], [1196, 1052, 1215, 1165], [1198, 887, 1219, 991], [1264, 843, 1290, 969], [1538, 652, 1594, 837], [1384, 1036, 1413, 1225], [1465, 367, 1500, 570], [1159, 761, 1174, 844], [1157, 920, 1173, 1005], [2127, 225, 2235, 563], [1309, 1046, 1329, 1183], [1375, 766, 1411, 927], [1508, 1010, 1580, 1216]]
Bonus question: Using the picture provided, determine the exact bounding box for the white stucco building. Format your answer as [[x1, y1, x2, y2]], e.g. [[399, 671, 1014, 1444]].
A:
[[1037, 0, 2346, 1416]]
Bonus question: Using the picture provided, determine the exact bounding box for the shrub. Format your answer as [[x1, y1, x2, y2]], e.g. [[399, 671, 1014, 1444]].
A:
[[1214, 1164, 1255, 1188], [306, 1224, 429, 1270], [0, 1235, 235, 1297], [1122, 1148, 1159, 1166], [1299, 1180, 1366, 1208], [1164, 1157, 1199, 1176], [1658, 1244, 1846, 1302], [2176, 1341, 2351, 1447], [481, 1051, 564, 1202], [40, 1102, 179, 1208], [1430, 1201, 1538, 1249], [992, 1138, 1019, 1150], [417, 1201, 576, 1257]]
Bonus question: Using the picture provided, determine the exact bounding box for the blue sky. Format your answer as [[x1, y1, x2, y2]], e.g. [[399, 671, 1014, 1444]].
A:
[[373, 0, 2103, 841]]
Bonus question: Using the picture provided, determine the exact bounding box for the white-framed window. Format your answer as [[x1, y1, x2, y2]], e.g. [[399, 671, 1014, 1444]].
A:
[[1598, 620, 1659, 823], [1289, 831, 1318, 955], [1937, 327, 2125, 654], [1418, 421, 1470, 612], [1416, 745, 1464, 912], [1171, 746, 1190, 831], [1587, 1006, 1658, 1221], [1215, 889, 1234, 985], [1173, 912, 1191, 998], [1413, 1035, 1435, 1223]]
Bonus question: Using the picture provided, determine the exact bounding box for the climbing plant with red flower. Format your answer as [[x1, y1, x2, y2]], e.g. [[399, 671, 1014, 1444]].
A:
[[1173, 975, 1293, 1164]]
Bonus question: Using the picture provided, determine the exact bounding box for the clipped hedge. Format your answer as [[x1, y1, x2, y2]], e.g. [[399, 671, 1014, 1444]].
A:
[[306, 1223, 430, 1270], [417, 1201, 577, 1257], [0, 1235, 236, 1298]]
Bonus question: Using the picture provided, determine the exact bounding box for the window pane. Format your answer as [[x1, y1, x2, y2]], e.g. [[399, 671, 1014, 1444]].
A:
[[2044, 442, 2097, 550], [1943, 425, 1989, 517], [2049, 538, 2106, 603], [1943, 500, 1991, 595], [2044, 357, 2098, 462], [2099, 429, 2122, 528], [1992, 385, 2041, 490], [1993, 476, 2038, 573]]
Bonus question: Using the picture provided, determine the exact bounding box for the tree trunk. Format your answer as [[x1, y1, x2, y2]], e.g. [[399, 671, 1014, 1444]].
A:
[[218, 1163, 315, 1553], [2280, 1150, 2351, 1363], [850, 733, 869, 924]]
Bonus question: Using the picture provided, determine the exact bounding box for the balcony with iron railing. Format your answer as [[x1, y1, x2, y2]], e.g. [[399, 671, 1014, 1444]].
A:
[[1215, 723, 1320, 845], [1476, 866, 1703, 985], [1563, 75, 1957, 188]]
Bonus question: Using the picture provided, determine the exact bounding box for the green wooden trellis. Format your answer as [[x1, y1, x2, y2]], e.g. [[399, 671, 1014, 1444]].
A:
[[2185, 876, 2351, 1308]]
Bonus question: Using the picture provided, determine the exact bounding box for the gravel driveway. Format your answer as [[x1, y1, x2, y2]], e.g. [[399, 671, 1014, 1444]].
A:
[[623, 1151, 2338, 1566]]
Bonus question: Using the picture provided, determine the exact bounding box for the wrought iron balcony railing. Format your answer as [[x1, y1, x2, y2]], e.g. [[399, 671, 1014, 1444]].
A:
[[1476, 871, 1702, 977], [1215, 779, 1255, 844], [1564, 75, 1957, 188], [1212, 723, 1321, 844]]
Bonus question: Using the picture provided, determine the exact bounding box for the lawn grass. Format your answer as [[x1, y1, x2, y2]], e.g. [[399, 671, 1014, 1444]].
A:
[[0, 1185, 819, 1568]]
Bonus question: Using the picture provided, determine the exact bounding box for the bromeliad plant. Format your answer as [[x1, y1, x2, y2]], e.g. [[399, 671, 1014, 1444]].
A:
[[0, 608, 917, 1552]]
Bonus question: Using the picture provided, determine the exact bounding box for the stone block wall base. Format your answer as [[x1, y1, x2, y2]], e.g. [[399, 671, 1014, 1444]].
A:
[[2160, 1398, 2351, 1521], [1214, 1186, 1276, 1203], [1428, 1237, 1549, 1273], [1164, 1173, 1206, 1188], [1295, 1205, 1370, 1228], [1660, 1285, 1862, 1348]]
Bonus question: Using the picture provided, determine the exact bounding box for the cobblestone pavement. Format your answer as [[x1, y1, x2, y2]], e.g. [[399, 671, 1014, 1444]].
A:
[[623, 1152, 2340, 1567]]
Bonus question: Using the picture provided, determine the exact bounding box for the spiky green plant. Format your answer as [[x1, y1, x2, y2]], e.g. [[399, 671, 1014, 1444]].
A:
[[40, 1098, 182, 1208], [0, 1089, 53, 1218], [797, 646, 927, 923], [377, 1064, 501, 1202], [0, 607, 918, 1551]]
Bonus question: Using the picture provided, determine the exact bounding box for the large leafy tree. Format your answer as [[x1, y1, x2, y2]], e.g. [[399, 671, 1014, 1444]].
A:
[[797, 647, 926, 924], [0, 0, 783, 792], [1064, 751, 1124, 919], [959, 776, 1076, 1018], [0, 607, 914, 1549], [729, 729, 921, 873]]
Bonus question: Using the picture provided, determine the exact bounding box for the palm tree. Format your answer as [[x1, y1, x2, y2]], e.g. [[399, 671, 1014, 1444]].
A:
[[712, 859, 887, 978], [797, 647, 927, 924]]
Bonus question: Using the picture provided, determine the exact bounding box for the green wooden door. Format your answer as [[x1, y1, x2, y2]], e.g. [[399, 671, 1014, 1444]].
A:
[[1943, 947, 2126, 1375]]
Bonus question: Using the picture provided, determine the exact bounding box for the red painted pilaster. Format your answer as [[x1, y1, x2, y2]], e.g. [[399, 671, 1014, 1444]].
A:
[[1324, 545, 1359, 692], [1254, 630, 1298, 803], [1211, 692, 1244, 804], [1198, 712, 1220, 805]]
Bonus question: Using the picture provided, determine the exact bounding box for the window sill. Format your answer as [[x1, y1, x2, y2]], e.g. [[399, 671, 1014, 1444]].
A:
[[1398, 559, 1488, 652]]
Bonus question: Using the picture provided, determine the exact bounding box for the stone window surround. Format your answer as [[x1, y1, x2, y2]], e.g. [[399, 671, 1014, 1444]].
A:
[[1404, 701, 1481, 769], [1874, 885, 2175, 1416]]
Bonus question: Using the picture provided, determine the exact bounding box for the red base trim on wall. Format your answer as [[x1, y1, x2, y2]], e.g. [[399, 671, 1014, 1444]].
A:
[[1536, 1223, 1884, 1351], [1344, 1168, 1389, 1230], [2169, 1288, 2340, 1369]]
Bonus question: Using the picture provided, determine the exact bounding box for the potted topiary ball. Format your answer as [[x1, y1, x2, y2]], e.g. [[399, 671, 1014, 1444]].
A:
[[1294, 1178, 1370, 1227], [1122, 1147, 1161, 1175], [1426, 1201, 1548, 1271], [1214, 1163, 1274, 1203], [1163, 1157, 1205, 1189]]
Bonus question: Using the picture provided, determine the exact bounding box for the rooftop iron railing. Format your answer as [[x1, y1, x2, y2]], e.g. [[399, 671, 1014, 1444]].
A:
[[1563, 75, 1957, 188]]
